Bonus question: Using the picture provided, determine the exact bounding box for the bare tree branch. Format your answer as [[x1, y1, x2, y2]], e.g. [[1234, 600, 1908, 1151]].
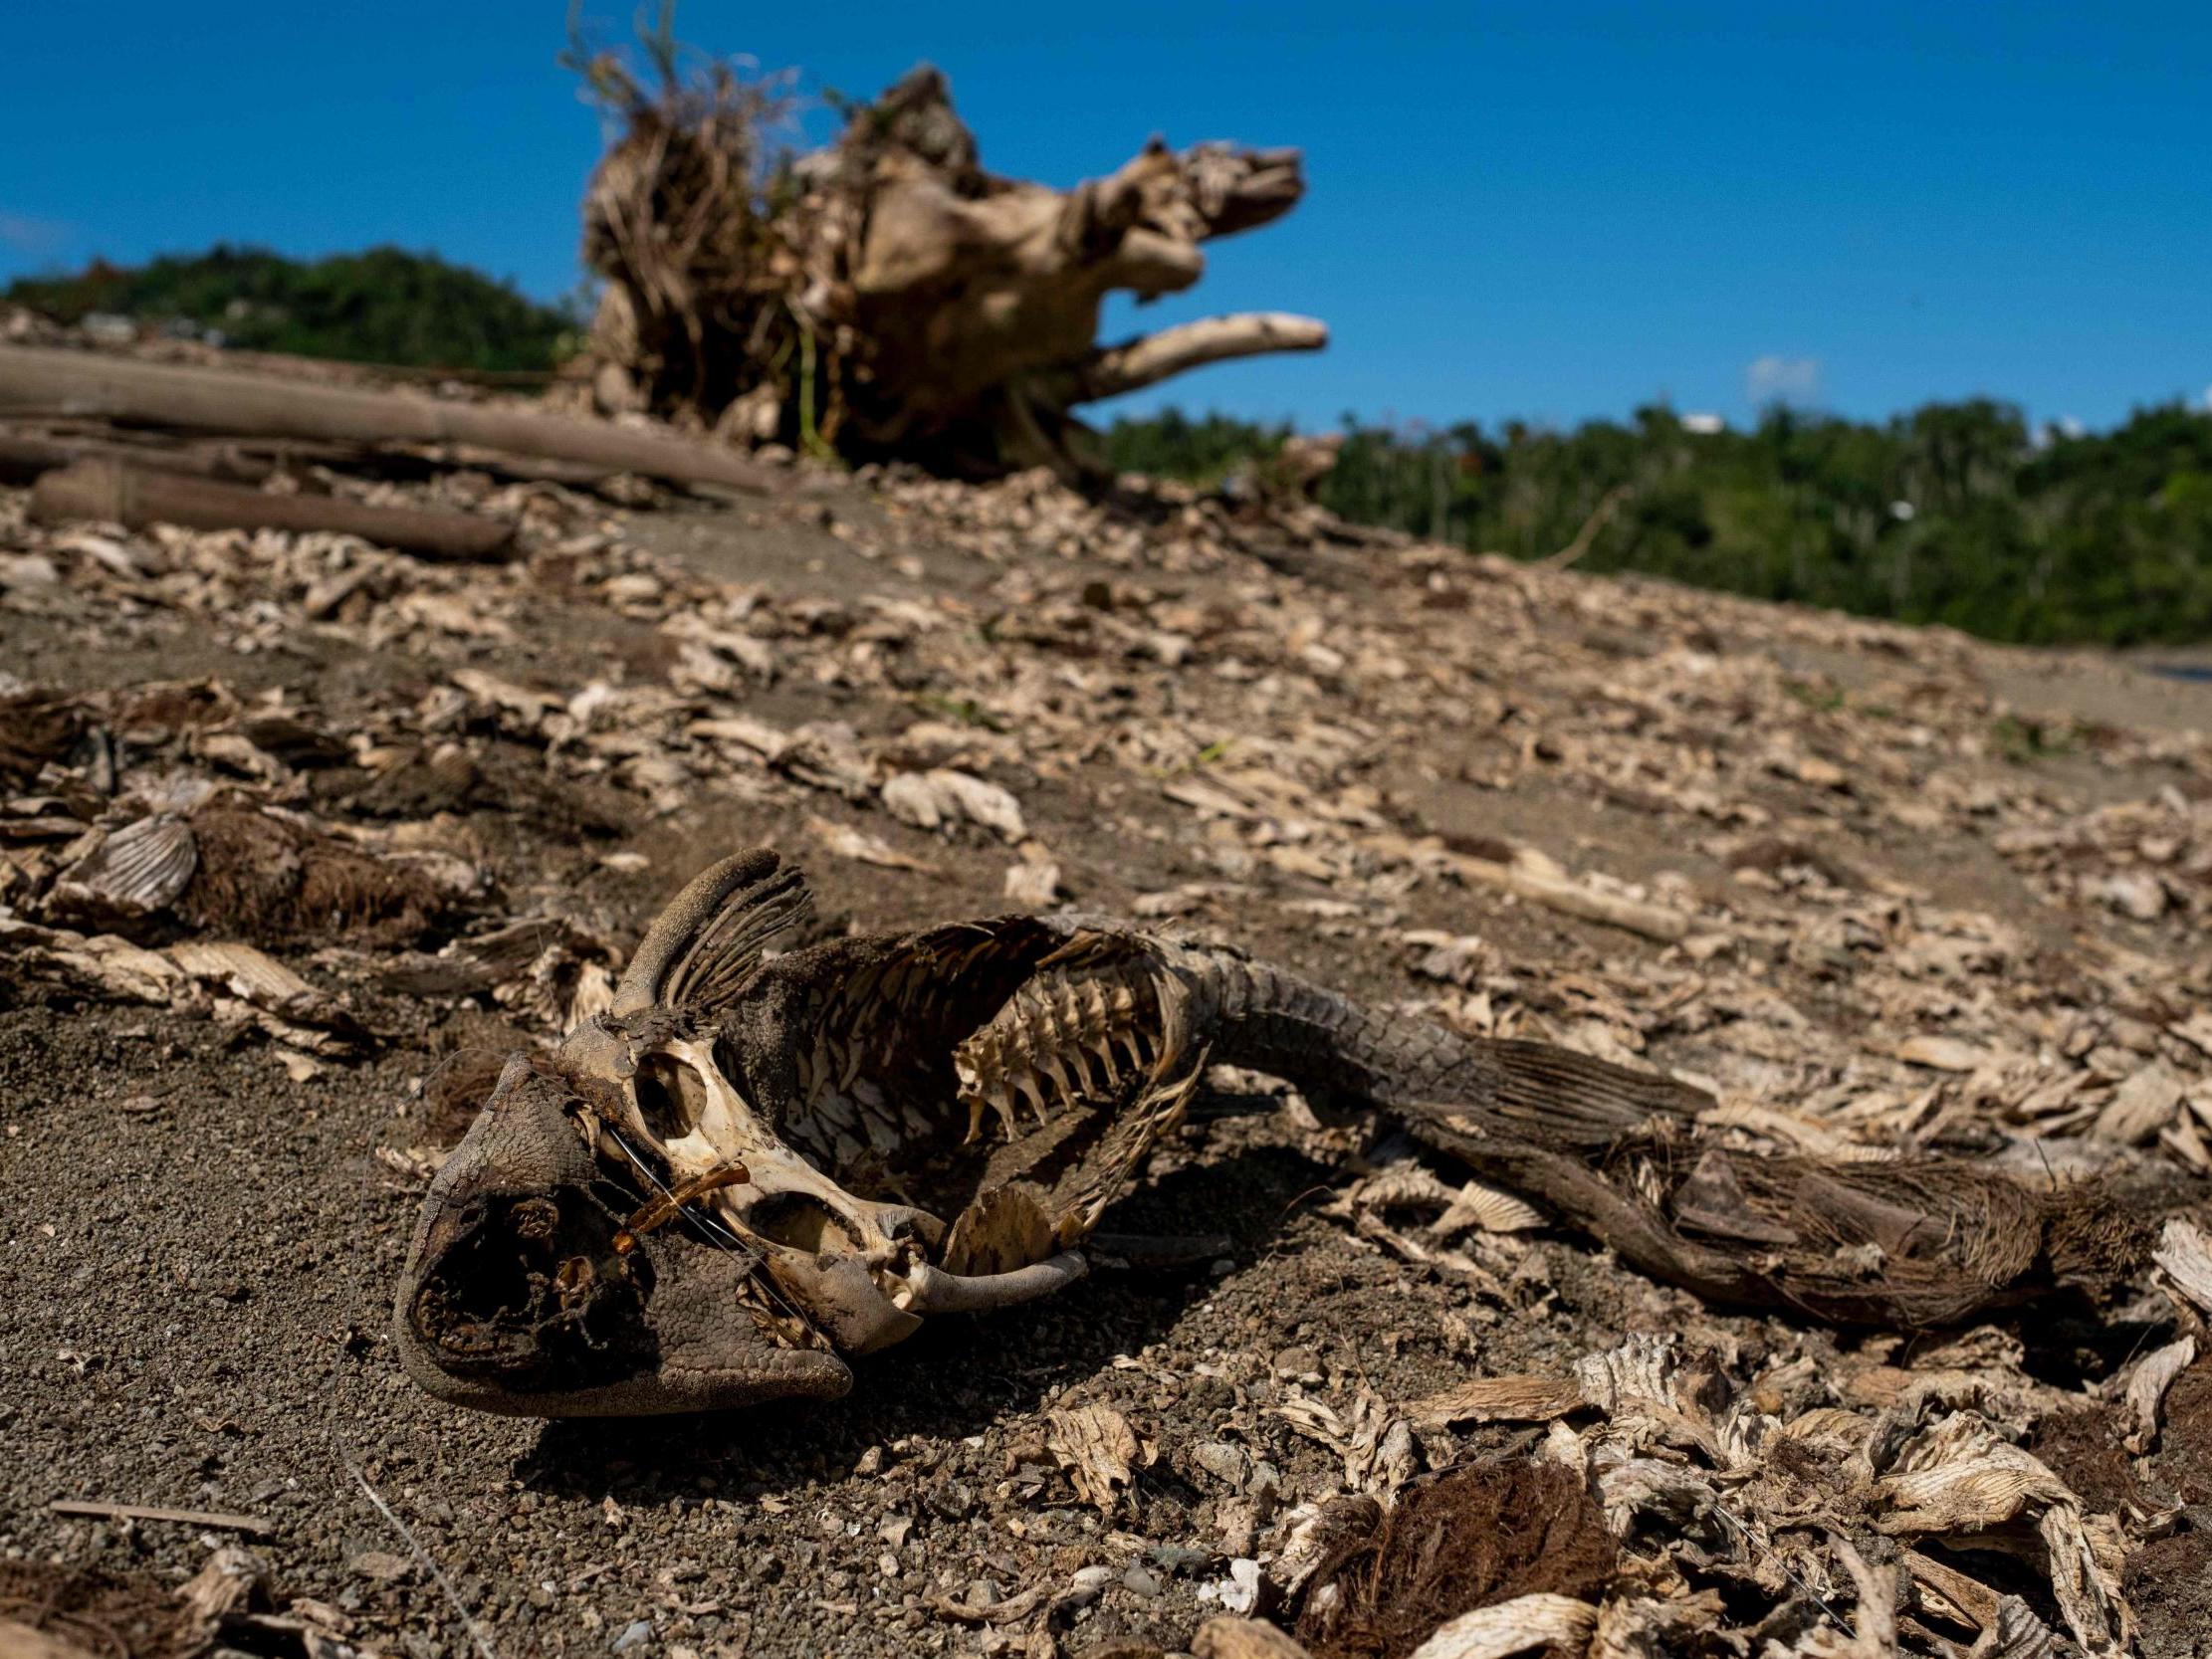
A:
[[1071, 313, 1329, 404]]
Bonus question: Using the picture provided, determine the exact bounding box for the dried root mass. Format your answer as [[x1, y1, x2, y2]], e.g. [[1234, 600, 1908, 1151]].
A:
[[574, 26, 1324, 481]]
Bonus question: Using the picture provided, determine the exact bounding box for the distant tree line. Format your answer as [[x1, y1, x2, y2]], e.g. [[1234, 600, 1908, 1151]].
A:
[[8, 247, 2204, 643], [4, 246, 576, 373], [1106, 402, 2212, 646]]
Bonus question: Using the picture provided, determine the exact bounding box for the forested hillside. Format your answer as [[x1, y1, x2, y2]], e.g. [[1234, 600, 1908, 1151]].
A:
[[4, 246, 573, 372], [11, 245, 2207, 646], [1109, 402, 2212, 645]]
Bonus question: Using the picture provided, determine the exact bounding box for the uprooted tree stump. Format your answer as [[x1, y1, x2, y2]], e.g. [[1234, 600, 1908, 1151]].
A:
[[575, 40, 1325, 482]]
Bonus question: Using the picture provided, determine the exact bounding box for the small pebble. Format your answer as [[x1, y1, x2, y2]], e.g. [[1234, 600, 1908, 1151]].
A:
[[1192, 1441, 1249, 1486], [612, 1617, 653, 1652], [926, 1479, 974, 1519], [347, 1551, 409, 1583], [1247, 1461, 1285, 1506], [1150, 1545, 1212, 1577], [1122, 1566, 1163, 1599]]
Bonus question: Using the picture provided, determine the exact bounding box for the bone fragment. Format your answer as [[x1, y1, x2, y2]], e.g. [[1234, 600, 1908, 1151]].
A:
[[927, 1582, 1053, 1624], [904, 1251, 1087, 1314]]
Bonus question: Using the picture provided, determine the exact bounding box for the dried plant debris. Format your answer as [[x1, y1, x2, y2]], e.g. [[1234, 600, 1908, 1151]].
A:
[[0, 1546, 351, 1659], [1249, 1333, 2137, 1659], [1294, 1461, 1615, 1658], [6, 330, 2212, 1659], [1166, 1332, 2158, 1658], [1047, 1404, 1151, 1516]]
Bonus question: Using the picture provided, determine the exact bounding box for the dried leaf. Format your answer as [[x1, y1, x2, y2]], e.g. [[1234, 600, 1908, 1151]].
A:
[[804, 813, 941, 874], [2118, 1335, 2195, 1454], [50, 812, 197, 918], [2093, 1061, 2184, 1144], [881, 767, 1028, 841], [1044, 1403, 1141, 1514], [2153, 1217, 2212, 1316], [1405, 1594, 1598, 1659], [1434, 1177, 1546, 1236], [1407, 1374, 1585, 1428], [1893, 1035, 1995, 1073]]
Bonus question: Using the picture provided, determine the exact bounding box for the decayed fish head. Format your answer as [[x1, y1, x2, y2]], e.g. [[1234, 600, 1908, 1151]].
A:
[[395, 849, 1090, 1415], [391, 1050, 852, 1415]]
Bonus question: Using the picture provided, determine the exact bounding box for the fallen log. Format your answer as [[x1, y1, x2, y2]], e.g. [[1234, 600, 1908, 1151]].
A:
[[31, 459, 518, 562], [0, 344, 774, 494], [0, 429, 275, 488]]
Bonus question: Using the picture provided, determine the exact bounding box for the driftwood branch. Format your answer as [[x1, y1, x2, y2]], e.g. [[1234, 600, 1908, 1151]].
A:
[[1070, 313, 1329, 403], [0, 345, 774, 494], [0, 429, 275, 488], [32, 459, 517, 562]]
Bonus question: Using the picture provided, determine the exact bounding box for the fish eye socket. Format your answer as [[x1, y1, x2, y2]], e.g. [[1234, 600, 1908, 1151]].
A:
[[635, 1052, 709, 1141]]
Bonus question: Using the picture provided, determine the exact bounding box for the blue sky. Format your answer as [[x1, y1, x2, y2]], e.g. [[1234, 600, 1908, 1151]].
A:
[[3, 3, 2206, 432]]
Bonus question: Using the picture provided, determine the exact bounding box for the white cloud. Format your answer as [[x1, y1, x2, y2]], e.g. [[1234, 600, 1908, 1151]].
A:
[[0, 210, 74, 257], [1744, 354, 1822, 407]]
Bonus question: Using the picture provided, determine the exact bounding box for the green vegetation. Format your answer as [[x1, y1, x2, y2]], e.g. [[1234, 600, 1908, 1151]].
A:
[[1105, 401, 2212, 646], [5, 246, 575, 373]]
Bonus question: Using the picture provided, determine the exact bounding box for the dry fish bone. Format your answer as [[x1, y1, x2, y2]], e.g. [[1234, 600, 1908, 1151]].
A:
[[395, 849, 2189, 1415]]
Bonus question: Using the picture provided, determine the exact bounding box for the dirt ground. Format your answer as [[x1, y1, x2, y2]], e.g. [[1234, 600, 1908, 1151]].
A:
[[4, 458, 2210, 1659]]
